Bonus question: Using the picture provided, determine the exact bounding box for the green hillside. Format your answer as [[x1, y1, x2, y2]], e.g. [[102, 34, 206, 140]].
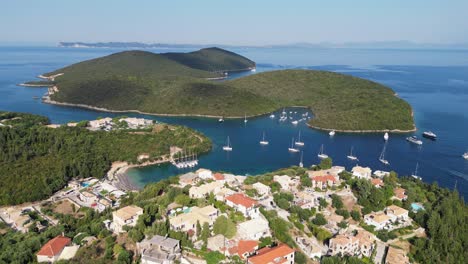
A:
[[161, 47, 255, 72], [0, 111, 211, 205], [27, 48, 414, 131], [229, 70, 414, 131]]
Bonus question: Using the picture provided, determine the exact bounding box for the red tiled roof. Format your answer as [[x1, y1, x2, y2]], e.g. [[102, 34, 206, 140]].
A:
[[248, 244, 295, 264], [214, 173, 225, 181], [394, 187, 407, 199], [311, 174, 337, 183], [37, 235, 71, 257], [226, 193, 257, 209], [236, 240, 259, 259], [371, 178, 384, 186]]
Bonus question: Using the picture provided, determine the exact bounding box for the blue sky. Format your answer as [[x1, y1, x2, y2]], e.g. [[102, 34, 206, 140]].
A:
[[2, 0, 467, 45]]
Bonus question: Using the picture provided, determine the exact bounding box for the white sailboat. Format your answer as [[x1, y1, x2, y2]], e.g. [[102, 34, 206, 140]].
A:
[[244, 114, 248, 123], [347, 146, 358, 161], [411, 162, 422, 180], [318, 144, 328, 159], [269, 114, 275, 119], [288, 138, 299, 153], [379, 143, 390, 165], [223, 136, 232, 151], [260, 132, 269, 145], [295, 131, 304, 146], [299, 151, 304, 168], [384, 132, 389, 141]]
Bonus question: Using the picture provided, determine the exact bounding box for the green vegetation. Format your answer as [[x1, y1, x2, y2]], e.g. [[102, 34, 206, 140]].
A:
[[0, 111, 211, 205], [161, 47, 255, 72], [212, 215, 236, 238], [29, 48, 414, 131]]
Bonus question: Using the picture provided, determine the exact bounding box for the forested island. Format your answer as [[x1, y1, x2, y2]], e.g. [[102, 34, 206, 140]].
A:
[[25, 47, 414, 131], [0, 111, 211, 205]]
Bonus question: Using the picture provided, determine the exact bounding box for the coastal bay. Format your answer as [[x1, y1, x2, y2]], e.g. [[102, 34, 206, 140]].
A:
[[1, 46, 467, 200]]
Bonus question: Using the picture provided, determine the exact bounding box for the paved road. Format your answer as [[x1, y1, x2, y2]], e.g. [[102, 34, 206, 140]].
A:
[[373, 241, 386, 264]]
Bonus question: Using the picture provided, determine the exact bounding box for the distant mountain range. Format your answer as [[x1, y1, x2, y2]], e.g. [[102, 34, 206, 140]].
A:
[[58, 41, 468, 49]]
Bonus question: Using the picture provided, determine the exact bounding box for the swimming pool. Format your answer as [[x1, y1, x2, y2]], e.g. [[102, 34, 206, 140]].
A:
[[411, 203, 424, 212]]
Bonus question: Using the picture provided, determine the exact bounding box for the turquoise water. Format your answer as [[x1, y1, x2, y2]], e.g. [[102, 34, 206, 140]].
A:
[[411, 203, 424, 211], [0, 46, 467, 198]]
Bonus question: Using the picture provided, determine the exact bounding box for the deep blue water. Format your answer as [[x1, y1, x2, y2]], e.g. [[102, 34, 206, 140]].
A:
[[0, 46, 467, 198]]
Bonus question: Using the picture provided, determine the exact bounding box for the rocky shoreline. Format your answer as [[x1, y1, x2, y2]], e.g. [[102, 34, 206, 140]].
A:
[[306, 124, 417, 133], [42, 96, 274, 119]]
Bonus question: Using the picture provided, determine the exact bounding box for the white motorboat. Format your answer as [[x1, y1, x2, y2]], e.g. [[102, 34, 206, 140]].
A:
[[422, 131, 437, 140], [291, 120, 298, 125], [384, 132, 389, 141], [329, 130, 335, 136], [463, 152, 468, 160], [406, 136, 423, 145], [379, 143, 390, 165], [295, 131, 304, 146], [244, 114, 248, 123], [269, 114, 275, 119], [411, 162, 422, 180], [218, 117, 224, 123], [223, 136, 233, 151], [288, 138, 300, 153], [318, 144, 328, 159], [347, 146, 358, 161], [259, 132, 269, 145]]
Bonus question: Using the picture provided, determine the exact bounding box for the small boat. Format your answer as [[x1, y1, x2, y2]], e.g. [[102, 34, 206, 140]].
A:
[[259, 132, 269, 145], [251, 68, 256, 72], [291, 120, 298, 125], [282, 108, 286, 115], [223, 136, 233, 151], [288, 138, 299, 153], [295, 131, 304, 146], [379, 143, 390, 165], [463, 152, 468, 160], [347, 146, 358, 161], [318, 144, 328, 159], [406, 136, 423, 145], [244, 114, 248, 123], [269, 114, 275, 119], [329, 130, 335, 137], [411, 162, 422, 180], [218, 117, 224, 123], [422, 131, 437, 140], [299, 151, 304, 168], [384, 132, 389, 141]]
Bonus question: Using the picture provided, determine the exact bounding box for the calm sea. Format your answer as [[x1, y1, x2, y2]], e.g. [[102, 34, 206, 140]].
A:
[[0, 46, 467, 198]]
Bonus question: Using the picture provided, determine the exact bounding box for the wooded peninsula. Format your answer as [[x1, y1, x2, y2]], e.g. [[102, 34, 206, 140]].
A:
[[0, 111, 211, 205], [25, 47, 415, 131]]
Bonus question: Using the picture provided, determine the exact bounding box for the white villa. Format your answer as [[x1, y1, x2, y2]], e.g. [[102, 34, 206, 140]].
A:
[[352, 166, 372, 179], [189, 181, 223, 199], [112, 205, 144, 233], [225, 193, 259, 218], [237, 216, 271, 240], [169, 206, 219, 234], [196, 168, 213, 180]]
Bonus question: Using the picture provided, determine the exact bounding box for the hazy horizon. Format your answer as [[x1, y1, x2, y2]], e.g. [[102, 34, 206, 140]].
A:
[[2, 0, 468, 46]]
